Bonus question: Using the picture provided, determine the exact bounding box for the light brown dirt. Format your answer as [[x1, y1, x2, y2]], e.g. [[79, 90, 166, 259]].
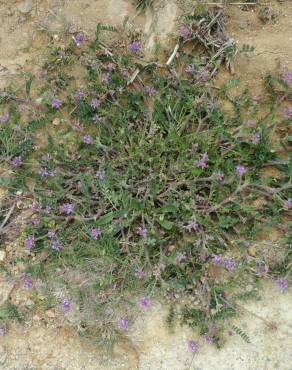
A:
[[0, 1, 291, 369]]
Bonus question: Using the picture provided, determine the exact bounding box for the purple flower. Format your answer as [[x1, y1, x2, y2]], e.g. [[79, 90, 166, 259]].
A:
[[75, 88, 86, 100], [139, 296, 151, 308], [128, 41, 141, 53], [145, 86, 156, 96], [51, 239, 63, 250], [134, 267, 146, 279], [214, 171, 224, 182], [224, 257, 236, 270], [235, 164, 246, 176], [0, 112, 9, 124], [90, 98, 100, 109], [42, 153, 52, 161], [23, 277, 33, 288], [246, 119, 256, 128], [24, 235, 35, 249], [275, 277, 288, 291], [101, 72, 109, 83], [176, 252, 186, 263], [61, 298, 72, 312], [137, 227, 148, 238], [92, 114, 101, 123], [44, 206, 51, 215], [185, 64, 195, 74], [196, 153, 208, 169], [73, 31, 85, 46], [118, 317, 129, 330], [282, 69, 292, 84], [121, 68, 129, 77], [286, 198, 292, 208], [32, 217, 40, 226], [283, 107, 292, 118], [11, 155, 22, 168], [91, 228, 102, 240], [207, 100, 215, 112], [197, 69, 208, 82], [183, 220, 198, 232], [105, 62, 116, 71], [96, 170, 105, 180], [83, 135, 92, 144], [179, 25, 192, 39], [47, 229, 56, 239], [60, 203, 74, 215], [0, 324, 6, 336], [31, 202, 41, 212], [49, 169, 57, 177], [251, 132, 261, 144], [38, 167, 49, 177], [211, 254, 222, 266], [187, 340, 199, 353], [256, 263, 269, 277], [51, 98, 62, 108]]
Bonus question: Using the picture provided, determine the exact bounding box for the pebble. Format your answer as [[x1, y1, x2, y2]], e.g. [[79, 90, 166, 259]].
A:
[[17, 0, 34, 14], [0, 250, 6, 262]]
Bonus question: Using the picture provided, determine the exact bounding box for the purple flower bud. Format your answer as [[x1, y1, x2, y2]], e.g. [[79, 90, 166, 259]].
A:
[[38, 167, 49, 177], [199, 250, 209, 262], [51, 98, 62, 108], [47, 229, 56, 239], [60, 203, 74, 215], [207, 100, 215, 112], [185, 64, 195, 74], [187, 340, 199, 353], [90, 98, 100, 109], [214, 171, 224, 182], [118, 317, 129, 330], [283, 107, 292, 118], [251, 132, 261, 144], [61, 298, 72, 312], [24, 235, 35, 249], [11, 155, 22, 168], [31, 202, 41, 212], [0, 324, 7, 336], [44, 206, 51, 215], [42, 153, 52, 161], [0, 112, 9, 124], [51, 239, 63, 250], [211, 254, 222, 266], [75, 88, 86, 100], [196, 152, 208, 169], [179, 25, 192, 39], [282, 69, 292, 84], [145, 86, 156, 96], [96, 170, 105, 180], [176, 252, 186, 263], [235, 164, 246, 176], [286, 198, 292, 208], [73, 31, 85, 46], [246, 119, 256, 128], [101, 72, 109, 83], [91, 228, 102, 240], [128, 41, 141, 53], [275, 277, 288, 291], [139, 296, 151, 308], [32, 217, 40, 226], [224, 257, 236, 270], [137, 227, 148, 238], [83, 135, 92, 144], [256, 263, 269, 277], [23, 277, 33, 288], [92, 114, 101, 123], [134, 267, 146, 279], [183, 220, 198, 232]]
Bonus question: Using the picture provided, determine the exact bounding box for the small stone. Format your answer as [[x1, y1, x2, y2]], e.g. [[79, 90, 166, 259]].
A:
[[0, 250, 6, 262], [247, 245, 257, 257], [18, 0, 34, 14], [52, 118, 60, 126], [45, 309, 56, 318]]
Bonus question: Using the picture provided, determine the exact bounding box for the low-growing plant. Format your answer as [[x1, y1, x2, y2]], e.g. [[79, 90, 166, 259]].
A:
[[0, 8, 291, 351]]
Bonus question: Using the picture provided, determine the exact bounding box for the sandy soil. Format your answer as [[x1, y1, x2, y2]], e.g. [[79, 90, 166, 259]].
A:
[[0, 1, 291, 369]]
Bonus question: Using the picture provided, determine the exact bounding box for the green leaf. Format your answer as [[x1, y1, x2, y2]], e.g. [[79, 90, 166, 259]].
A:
[[96, 212, 115, 226], [158, 203, 177, 214], [157, 219, 174, 230]]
